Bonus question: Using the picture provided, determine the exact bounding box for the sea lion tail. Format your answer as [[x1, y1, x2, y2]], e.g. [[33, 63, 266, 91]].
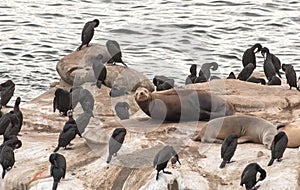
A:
[[219, 160, 226, 168], [268, 158, 275, 166]]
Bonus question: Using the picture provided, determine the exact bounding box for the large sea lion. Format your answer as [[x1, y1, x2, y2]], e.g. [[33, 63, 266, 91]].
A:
[[193, 115, 277, 149], [134, 87, 235, 122], [277, 123, 300, 148]]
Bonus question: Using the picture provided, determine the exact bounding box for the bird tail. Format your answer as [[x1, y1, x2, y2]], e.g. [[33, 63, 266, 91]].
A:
[[121, 60, 128, 67], [268, 158, 275, 166], [156, 171, 159, 180], [219, 160, 226, 168], [54, 146, 60, 152], [77, 45, 83, 51], [106, 154, 112, 164], [2, 169, 6, 179], [52, 181, 58, 190]]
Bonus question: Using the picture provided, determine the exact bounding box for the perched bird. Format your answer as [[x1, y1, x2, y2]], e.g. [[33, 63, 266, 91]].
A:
[[242, 43, 262, 68], [0, 145, 15, 178], [92, 54, 107, 89], [194, 70, 207, 83], [0, 80, 15, 107], [109, 84, 127, 97], [267, 76, 281, 85], [227, 72, 236, 79], [13, 97, 23, 133], [54, 120, 82, 152], [0, 111, 13, 135], [0, 105, 3, 118], [220, 134, 238, 168], [77, 19, 99, 51], [106, 40, 127, 67], [3, 112, 21, 142], [153, 145, 181, 180], [76, 110, 94, 135], [63, 111, 76, 132], [157, 79, 174, 91], [262, 48, 282, 78], [0, 135, 22, 150], [237, 63, 255, 81], [240, 163, 266, 190], [298, 77, 300, 91], [153, 75, 169, 86], [107, 128, 127, 164], [247, 77, 266, 85], [185, 64, 197, 84], [49, 153, 66, 190], [282, 64, 297, 90], [200, 62, 219, 80], [69, 86, 82, 109], [115, 102, 130, 120], [268, 131, 288, 166], [261, 47, 276, 82], [53, 88, 71, 116]]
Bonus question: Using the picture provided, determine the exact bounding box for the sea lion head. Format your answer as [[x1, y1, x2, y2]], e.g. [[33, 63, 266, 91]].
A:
[[134, 87, 150, 102]]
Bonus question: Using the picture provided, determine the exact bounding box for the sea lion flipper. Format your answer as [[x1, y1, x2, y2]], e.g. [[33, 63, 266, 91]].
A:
[[237, 136, 253, 144]]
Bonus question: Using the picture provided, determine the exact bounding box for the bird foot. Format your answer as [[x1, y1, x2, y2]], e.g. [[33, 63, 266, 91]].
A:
[[277, 158, 283, 162], [227, 160, 236, 164], [163, 170, 172, 174]]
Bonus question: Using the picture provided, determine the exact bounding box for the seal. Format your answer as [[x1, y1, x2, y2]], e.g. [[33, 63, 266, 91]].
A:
[[134, 87, 235, 122], [277, 124, 300, 148], [193, 115, 277, 149]]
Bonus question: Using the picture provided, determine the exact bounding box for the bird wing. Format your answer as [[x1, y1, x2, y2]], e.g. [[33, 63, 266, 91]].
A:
[[81, 22, 94, 43], [274, 134, 288, 157], [153, 151, 159, 167], [106, 40, 121, 56]]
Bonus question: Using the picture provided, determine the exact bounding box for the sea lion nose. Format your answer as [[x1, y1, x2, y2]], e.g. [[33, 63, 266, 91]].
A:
[[140, 92, 144, 96]]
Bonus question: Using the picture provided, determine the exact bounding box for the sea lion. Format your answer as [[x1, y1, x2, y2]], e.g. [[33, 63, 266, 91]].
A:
[[193, 115, 277, 149], [242, 43, 262, 68], [134, 87, 234, 122], [267, 131, 288, 166], [240, 163, 266, 190], [153, 145, 181, 180], [77, 19, 99, 51], [106, 40, 127, 67], [277, 124, 300, 148]]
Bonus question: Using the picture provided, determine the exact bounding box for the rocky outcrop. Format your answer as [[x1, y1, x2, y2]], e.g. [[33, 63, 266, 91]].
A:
[[2, 45, 299, 189], [56, 44, 154, 92]]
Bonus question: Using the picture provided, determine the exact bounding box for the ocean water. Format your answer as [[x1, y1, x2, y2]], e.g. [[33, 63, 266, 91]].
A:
[[1, 0, 300, 102]]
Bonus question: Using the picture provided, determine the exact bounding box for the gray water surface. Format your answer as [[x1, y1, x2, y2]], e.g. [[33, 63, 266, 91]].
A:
[[1, 0, 300, 102]]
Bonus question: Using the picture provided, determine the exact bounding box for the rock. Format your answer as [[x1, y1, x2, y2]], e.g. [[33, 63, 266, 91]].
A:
[[2, 79, 300, 189], [56, 44, 154, 92]]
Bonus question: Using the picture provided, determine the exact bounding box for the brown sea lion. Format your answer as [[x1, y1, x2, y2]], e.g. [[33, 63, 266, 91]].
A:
[[277, 123, 300, 148], [134, 87, 234, 122], [193, 115, 277, 149]]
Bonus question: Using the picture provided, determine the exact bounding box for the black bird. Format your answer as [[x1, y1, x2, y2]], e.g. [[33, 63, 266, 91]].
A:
[[237, 63, 255, 81], [282, 64, 297, 90], [49, 152, 67, 190], [268, 131, 288, 166], [267, 76, 281, 85], [0, 105, 3, 118], [185, 64, 197, 84], [153, 145, 181, 180], [261, 47, 276, 82], [0, 111, 13, 135], [261, 47, 282, 78], [3, 112, 21, 142], [53, 88, 71, 116], [194, 70, 207, 83], [79, 88, 94, 113], [200, 62, 219, 80], [54, 121, 82, 152], [240, 163, 266, 190], [106, 40, 127, 67], [76, 110, 94, 135], [63, 111, 76, 132], [13, 97, 23, 133], [0, 145, 15, 178], [92, 54, 107, 89], [0, 135, 22, 150], [247, 77, 266, 85], [0, 80, 15, 107], [77, 19, 99, 51], [227, 72, 236, 79], [153, 75, 169, 87], [156, 79, 174, 91], [115, 102, 130, 120], [109, 84, 127, 97], [69, 86, 82, 109], [107, 128, 127, 164], [242, 43, 262, 68], [220, 134, 238, 168]]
